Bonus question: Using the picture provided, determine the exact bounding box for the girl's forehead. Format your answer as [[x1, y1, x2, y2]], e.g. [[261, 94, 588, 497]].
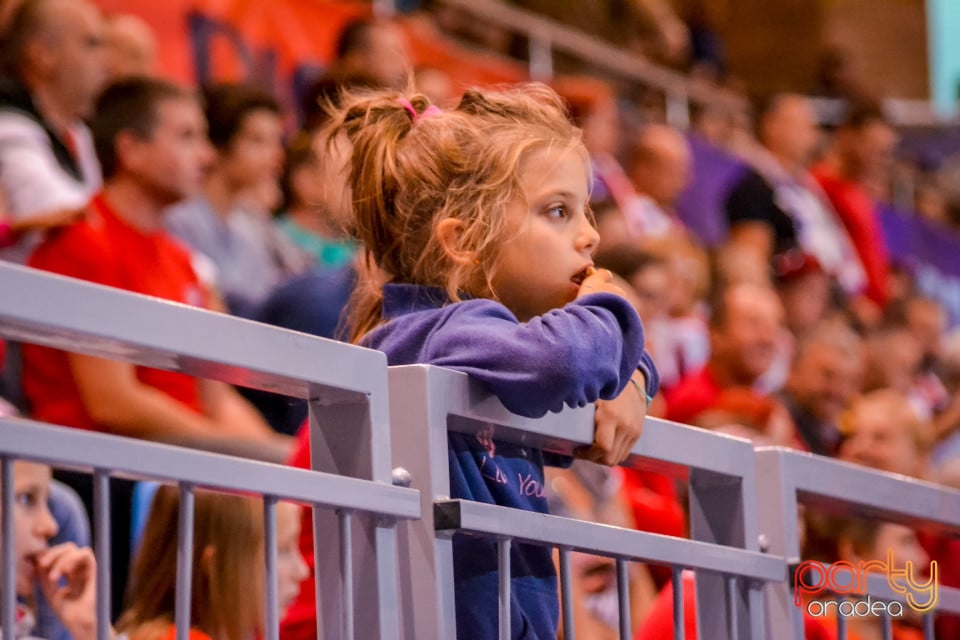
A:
[[518, 145, 589, 186], [13, 461, 51, 490]]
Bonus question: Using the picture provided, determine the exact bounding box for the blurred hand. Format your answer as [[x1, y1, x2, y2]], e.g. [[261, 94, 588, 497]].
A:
[[35, 543, 103, 640], [578, 372, 648, 466], [576, 268, 628, 300]]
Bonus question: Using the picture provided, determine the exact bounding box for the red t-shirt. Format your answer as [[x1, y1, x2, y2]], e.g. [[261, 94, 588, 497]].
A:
[[663, 366, 723, 427], [281, 423, 316, 640], [811, 165, 890, 307], [22, 193, 207, 432]]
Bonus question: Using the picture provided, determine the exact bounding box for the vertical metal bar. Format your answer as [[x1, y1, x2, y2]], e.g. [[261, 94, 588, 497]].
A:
[[1, 458, 14, 640], [498, 538, 512, 640], [836, 597, 847, 640], [93, 470, 111, 640], [880, 607, 893, 640], [672, 567, 685, 640], [175, 485, 195, 640], [528, 30, 553, 81], [312, 503, 324, 640], [558, 548, 574, 640], [339, 510, 354, 640], [264, 497, 279, 640], [725, 575, 739, 640], [616, 559, 630, 640], [923, 613, 935, 640], [666, 92, 691, 130]]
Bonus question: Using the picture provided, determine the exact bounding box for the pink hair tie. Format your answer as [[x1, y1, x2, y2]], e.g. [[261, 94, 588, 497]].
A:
[[398, 98, 441, 123]]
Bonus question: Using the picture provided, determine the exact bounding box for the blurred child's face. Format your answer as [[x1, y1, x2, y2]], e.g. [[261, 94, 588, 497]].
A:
[[489, 147, 597, 321], [8, 462, 57, 596], [224, 109, 284, 191], [276, 503, 308, 614]]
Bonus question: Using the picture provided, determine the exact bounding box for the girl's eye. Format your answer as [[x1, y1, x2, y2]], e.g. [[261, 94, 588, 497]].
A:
[[545, 204, 568, 219], [15, 491, 39, 509]]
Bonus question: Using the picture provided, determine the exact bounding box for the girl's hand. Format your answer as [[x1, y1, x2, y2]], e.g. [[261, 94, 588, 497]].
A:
[[576, 268, 627, 300], [579, 371, 648, 466], [35, 543, 103, 640]]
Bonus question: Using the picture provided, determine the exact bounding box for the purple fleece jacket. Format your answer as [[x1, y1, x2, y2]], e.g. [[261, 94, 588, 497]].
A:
[[362, 284, 658, 640]]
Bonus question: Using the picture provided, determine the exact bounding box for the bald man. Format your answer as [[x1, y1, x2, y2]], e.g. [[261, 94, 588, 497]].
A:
[[625, 123, 691, 240], [0, 0, 106, 259], [103, 13, 157, 80]]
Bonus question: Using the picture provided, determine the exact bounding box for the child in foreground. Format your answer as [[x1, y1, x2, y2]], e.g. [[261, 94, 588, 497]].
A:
[[326, 83, 658, 639]]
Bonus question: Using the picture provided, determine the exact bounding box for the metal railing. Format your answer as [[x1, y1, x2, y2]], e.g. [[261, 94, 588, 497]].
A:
[[757, 448, 960, 639], [0, 263, 416, 640], [387, 365, 785, 639], [3, 261, 960, 639]]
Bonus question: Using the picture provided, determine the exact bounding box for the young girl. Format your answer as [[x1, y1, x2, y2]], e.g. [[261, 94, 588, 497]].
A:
[[327, 84, 658, 639], [117, 487, 307, 640], [4, 460, 105, 640]]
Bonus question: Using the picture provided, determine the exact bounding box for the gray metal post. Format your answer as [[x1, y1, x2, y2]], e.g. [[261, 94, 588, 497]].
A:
[[755, 449, 816, 640], [388, 366, 460, 640], [93, 470, 111, 640], [688, 465, 766, 639], [264, 497, 279, 640], [175, 484, 195, 640], [308, 383, 399, 640], [2, 458, 14, 640]]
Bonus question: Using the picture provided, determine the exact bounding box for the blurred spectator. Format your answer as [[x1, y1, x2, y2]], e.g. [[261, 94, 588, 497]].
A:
[[803, 517, 928, 640], [595, 245, 670, 324], [21, 77, 290, 615], [665, 282, 783, 425], [773, 253, 833, 339], [693, 386, 802, 448], [299, 72, 378, 132], [724, 94, 865, 296], [275, 132, 354, 271], [0, 0, 106, 260], [645, 237, 710, 390], [861, 322, 922, 398], [838, 390, 932, 480], [626, 124, 691, 241], [327, 18, 410, 90], [413, 64, 455, 108], [102, 13, 156, 81], [166, 83, 309, 317], [812, 103, 898, 311], [780, 320, 863, 456]]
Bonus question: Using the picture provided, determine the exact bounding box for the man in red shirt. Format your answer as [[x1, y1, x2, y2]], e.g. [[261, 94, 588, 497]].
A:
[[665, 282, 785, 426], [21, 77, 290, 612], [812, 103, 898, 314]]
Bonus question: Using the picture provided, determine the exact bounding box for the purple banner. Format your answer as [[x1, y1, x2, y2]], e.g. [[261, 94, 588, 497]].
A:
[[879, 205, 960, 326]]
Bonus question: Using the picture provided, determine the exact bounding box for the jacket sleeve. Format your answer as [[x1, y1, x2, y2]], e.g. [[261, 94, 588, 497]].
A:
[[423, 292, 651, 418]]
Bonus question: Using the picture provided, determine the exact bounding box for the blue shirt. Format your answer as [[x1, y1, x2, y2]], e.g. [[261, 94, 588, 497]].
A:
[[362, 284, 658, 639]]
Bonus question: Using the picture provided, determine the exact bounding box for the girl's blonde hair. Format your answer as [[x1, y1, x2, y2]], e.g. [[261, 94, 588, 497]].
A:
[[118, 487, 264, 640], [323, 83, 587, 342]]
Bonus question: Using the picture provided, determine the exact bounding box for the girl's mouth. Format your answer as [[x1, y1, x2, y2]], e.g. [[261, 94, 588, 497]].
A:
[[571, 266, 595, 286]]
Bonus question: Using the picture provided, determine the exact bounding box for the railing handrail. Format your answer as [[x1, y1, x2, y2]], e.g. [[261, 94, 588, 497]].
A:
[[756, 447, 960, 532], [0, 262, 385, 401], [0, 418, 420, 519]]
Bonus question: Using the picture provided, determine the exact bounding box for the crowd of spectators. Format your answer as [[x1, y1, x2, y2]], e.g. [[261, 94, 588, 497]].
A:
[[1, 0, 959, 638]]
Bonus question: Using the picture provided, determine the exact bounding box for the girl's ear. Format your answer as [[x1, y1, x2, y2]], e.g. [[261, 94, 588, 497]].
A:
[[436, 218, 475, 266]]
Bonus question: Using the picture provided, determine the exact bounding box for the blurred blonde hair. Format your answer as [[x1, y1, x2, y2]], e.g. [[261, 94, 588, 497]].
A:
[[322, 83, 586, 342]]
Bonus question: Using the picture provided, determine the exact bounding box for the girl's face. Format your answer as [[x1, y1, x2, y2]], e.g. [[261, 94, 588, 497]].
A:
[[489, 147, 598, 322], [9, 462, 57, 596], [275, 503, 308, 614]]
